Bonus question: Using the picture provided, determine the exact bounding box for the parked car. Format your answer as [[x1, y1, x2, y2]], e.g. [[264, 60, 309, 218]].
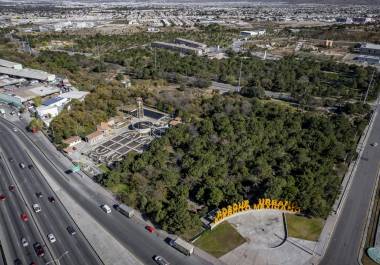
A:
[[9, 185, 15, 191], [28, 164, 34, 169], [0, 194, 6, 201], [48, 196, 56, 203], [19, 163, 25, 169], [36, 192, 43, 198]]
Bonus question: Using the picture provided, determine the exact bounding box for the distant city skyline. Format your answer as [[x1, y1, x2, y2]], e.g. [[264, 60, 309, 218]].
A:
[[1, 0, 379, 6]]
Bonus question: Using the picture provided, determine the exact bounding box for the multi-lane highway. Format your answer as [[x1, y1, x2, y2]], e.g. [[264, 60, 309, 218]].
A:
[[0, 117, 211, 265], [0, 123, 103, 265], [321, 105, 380, 265]]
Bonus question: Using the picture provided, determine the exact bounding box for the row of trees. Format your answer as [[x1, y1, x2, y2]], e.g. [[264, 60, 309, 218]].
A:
[[96, 95, 369, 235]]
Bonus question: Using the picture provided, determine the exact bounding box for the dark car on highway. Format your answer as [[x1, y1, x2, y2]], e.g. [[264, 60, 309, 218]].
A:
[[33, 242, 44, 257], [67, 226, 76, 236]]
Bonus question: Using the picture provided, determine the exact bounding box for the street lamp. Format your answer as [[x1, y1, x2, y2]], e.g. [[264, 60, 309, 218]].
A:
[[46, 250, 69, 265]]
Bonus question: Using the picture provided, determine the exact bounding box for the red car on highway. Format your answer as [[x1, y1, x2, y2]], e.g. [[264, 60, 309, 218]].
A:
[[145, 225, 155, 233], [21, 213, 28, 222]]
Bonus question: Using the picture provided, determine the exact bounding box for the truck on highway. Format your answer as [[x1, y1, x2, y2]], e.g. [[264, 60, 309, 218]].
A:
[[169, 237, 194, 256], [114, 203, 135, 218]]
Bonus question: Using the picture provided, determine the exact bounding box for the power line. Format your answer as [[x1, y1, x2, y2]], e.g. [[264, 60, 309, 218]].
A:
[[364, 69, 376, 103]]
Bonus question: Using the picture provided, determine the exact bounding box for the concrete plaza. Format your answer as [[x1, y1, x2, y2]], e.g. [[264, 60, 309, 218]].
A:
[[220, 210, 315, 265]]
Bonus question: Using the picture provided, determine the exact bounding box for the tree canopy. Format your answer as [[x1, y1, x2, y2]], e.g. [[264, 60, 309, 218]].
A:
[[96, 95, 368, 234]]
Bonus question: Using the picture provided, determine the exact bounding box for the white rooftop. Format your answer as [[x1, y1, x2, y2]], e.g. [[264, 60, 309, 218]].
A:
[[60, 91, 89, 100], [361, 43, 380, 50], [0, 67, 55, 82], [0, 59, 22, 69]]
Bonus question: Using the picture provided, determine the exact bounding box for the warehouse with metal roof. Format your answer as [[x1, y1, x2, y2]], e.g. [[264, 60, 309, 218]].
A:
[[0, 66, 56, 82], [0, 59, 23, 70]]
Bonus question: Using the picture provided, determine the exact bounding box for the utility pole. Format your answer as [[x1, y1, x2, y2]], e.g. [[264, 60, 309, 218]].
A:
[[364, 69, 376, 103], [237, 58, 243, 93], [154, 48, 157, 71]]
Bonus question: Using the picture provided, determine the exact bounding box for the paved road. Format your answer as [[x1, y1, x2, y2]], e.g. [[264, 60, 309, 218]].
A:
[[0, 124, 103, 265], [321, 106, 380, 265], [0, 118, 211, 265]]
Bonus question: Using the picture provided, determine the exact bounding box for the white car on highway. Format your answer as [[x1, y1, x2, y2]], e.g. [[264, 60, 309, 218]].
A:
[[32, 203, 41, 213], [101, 204, 111, 214], [47, 233, 56, 243], [21, 237, 28, 247]]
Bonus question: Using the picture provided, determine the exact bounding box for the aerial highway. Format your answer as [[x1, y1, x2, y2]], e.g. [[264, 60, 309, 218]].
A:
[[321, 104, 380, 265], [0, 124, 103, 265], [0, 117, 211, 265]]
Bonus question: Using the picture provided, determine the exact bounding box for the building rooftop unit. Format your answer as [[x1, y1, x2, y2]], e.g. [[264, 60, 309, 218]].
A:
[[0, 66, 55, 82], [0, 59, 23, 70]]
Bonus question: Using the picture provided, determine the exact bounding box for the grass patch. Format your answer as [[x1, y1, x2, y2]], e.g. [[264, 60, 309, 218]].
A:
[[194, 222, 246, 258], [109, 183, 128, 194], [286, 214, 324, 241]]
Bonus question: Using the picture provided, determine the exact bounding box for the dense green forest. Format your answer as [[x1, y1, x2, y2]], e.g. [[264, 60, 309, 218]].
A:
[[95, 95, 369, 235], [104, 47, 380, 101]]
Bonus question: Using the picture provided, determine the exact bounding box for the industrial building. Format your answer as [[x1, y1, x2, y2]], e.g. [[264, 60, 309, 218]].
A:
[[174, 38, 207, 50], [0, 66, 55, 82], [36, 105, 59, 121], [1, 84, 60, 103], [0, 59, 22, 70], [151, 41, 203, 56], [59, 91, 89, 101], [240, 30, 266, 38], [359, 43, 380, 56], [42, 96, 69, 108], [354, 55, 380, 65]]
